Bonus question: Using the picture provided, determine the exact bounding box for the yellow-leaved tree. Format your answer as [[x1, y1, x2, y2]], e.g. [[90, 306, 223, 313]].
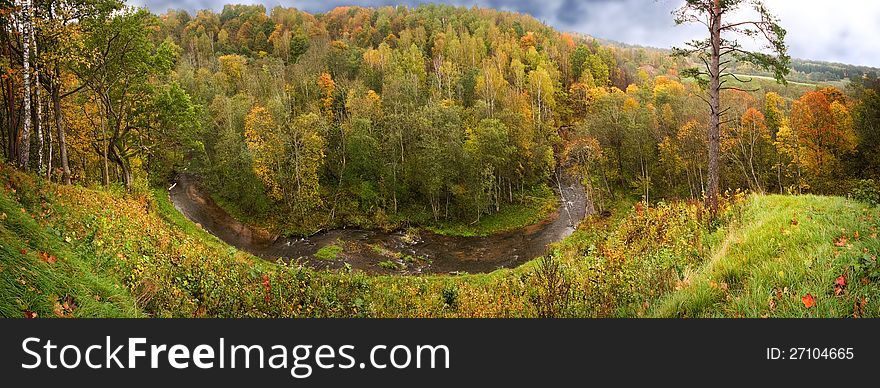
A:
[[244, 106, 327, 216], [244, 105, 284, 200]]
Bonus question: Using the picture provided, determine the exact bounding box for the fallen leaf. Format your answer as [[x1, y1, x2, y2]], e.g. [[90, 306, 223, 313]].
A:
[[53, 303, 64, 318], [854, 231, 861, 240], [19, 248, 27, 255], [23, 310, 37, 319], [774, 287, 783, 300], [38, 251, 57, 264], [791, 217, 799, 226], [802, 293, 816, 308], [853, 297, 868, 318], [834, 236, 848, 247]]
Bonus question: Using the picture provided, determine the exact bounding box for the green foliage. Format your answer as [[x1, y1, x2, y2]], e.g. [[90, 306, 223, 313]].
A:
[[377, 260, 402, 271], [850, 179, 880, 205], [440, 283, 459, 310]]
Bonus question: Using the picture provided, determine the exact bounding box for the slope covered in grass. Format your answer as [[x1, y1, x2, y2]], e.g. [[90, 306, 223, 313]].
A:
[[655, 195, 880, 317], [2, 163, 877, 318]]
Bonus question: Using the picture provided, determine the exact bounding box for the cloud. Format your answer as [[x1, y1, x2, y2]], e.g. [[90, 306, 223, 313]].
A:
[[130, 0, 880, 67]]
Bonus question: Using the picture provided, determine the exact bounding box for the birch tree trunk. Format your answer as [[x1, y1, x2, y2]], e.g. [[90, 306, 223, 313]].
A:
[[18, 0, 32, 169], [29, 0, 43, 172]]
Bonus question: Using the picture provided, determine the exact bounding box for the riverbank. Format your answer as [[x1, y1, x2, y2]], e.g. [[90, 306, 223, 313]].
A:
[[208, 180, 559, 239], [169, 173, 586, 274]]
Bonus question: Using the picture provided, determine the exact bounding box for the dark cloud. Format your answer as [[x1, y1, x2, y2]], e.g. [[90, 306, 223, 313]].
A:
[[130, 0, 880, 67]]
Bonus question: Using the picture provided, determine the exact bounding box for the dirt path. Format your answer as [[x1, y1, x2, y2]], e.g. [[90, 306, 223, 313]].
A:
[[169, 172, 589, 275]]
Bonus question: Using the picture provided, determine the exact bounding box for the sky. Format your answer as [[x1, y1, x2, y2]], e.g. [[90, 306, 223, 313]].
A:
[[129, 0, 880, 68]]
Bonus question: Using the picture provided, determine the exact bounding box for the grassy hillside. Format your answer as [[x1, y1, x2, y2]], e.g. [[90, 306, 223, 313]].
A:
[[655, 195, 880, 317], [2, 164, 878, 318]]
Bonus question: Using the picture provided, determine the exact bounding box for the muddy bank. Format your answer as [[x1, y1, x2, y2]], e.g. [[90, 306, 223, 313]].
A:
[[169, 173, 588, 275]]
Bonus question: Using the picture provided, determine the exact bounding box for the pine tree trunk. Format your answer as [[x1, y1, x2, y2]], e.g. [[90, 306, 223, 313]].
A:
[[706, 0, 722, 212]]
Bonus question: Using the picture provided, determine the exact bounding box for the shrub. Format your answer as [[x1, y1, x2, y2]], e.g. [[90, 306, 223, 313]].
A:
[[440, 283, 459, 310], [850, 179, 880, 205]]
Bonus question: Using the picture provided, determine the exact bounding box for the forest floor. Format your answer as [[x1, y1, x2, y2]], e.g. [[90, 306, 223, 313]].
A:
[[1, 163, 878, 318]]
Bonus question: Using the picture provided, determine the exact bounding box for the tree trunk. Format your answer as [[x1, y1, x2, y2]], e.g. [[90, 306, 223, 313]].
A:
[[30, 2, 43, 172], [50, 83, 71, 184], [110, 144, 132, 189], [706, 0, 722, 211], [101, 112, 109, 187], [18, 0, 32, 169], [46, 105, 52, 180], [2, 67, 15, 162]]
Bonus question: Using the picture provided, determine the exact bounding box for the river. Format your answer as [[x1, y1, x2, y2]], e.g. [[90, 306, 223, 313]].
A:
[[168, 172, 588, 275]]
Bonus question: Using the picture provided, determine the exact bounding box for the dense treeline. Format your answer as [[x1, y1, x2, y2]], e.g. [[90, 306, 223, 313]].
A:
[[2, 1, 880, 235], [164, 4, 614, 229]]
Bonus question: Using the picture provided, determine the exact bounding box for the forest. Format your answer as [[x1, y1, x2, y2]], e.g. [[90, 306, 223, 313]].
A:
[[2, 0, 880, 318], [4, 1, 880, 231]]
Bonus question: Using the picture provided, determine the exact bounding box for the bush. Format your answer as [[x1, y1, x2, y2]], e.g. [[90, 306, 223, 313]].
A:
[[850, 179, 880, 205], [528, 253, 572, 318], [440, 283, 459, 310]]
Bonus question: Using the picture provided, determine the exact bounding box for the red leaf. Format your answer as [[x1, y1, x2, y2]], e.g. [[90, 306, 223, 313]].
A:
[[834, 236, 848, 247], [23, 310, 37, 319], [835, 275, 847, 287], [802, 293, 816, 309]]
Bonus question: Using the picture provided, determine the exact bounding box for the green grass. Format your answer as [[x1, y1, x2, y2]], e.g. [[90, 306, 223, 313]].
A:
[[315, 244, 343, 260], [153, 189, 226, 251], [425, 185, 558, 237], [377, 260, 402, 270], [0, 170, 141, 318], [654, 195, 880, 318]]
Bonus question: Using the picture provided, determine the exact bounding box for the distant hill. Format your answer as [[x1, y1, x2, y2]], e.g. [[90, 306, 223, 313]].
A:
[[589, 35, 879, 87]]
